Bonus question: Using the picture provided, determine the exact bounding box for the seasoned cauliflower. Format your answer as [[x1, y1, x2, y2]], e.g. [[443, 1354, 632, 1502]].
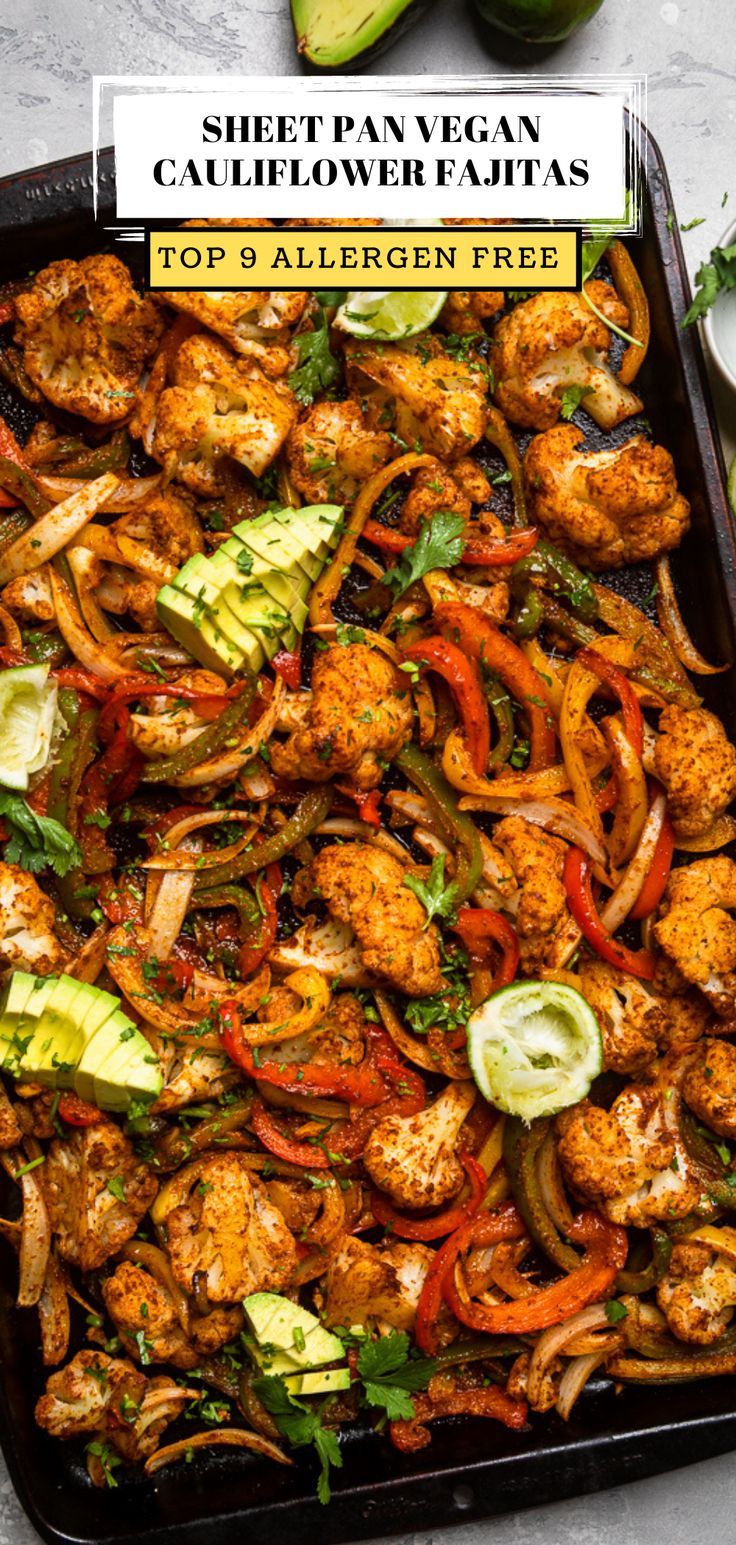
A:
[[35, 1349, 189, 1465], [364, 1082, 475, 1210], [400, 458, 491, 536], [324, 1236, 434, 1333], [524, 425, 690, 570], [654, 705, 736, 839], [654, 857, 736, 1019], [102, 1260, 241, 1368], [657, 1235, 736, 1345], [159, 1153, 298, 1304], [308, 842, 443, 997], [42, 1125, 158, 1271], [490, 286, 642, 431], [577, 959, 666, 1074], [438, 291, 504, 336], [152, 334, 297, 494], [344, 334, 488, 461], [493, 817, 569, 973], [14, 255, 162, 424], [0, 863, 64, 975], [1, 568, 55, 624], [270, 642, 413, 790], [557, 1085, 701, 1225], [157, 287, 307, 376], [286, 399, 393, 505], [683, 1038, 736, 1139]]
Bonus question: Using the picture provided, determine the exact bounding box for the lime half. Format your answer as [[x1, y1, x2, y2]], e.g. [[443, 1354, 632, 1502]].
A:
[[0, 663, 57, 790], [467, 980, 602, 1122], [334, 289, 448, 342]]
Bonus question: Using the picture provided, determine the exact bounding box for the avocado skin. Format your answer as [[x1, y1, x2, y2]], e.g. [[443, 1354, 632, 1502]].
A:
[[291, 0, 435, 70], [473, 0, 604, 42]]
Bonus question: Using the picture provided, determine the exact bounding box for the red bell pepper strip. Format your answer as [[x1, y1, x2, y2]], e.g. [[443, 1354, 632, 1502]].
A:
[[336, 784, 382, 829], [577, 647, 644, 756], [564, 846, 656, 980], [362, 518, 539, 568], [57, 1092, 106, 1127], [452, 907, 520, 990], [272, 649, 302, 690], [53, 667, 110, 703], [389, 1385, 528, 1450], [97, 677, 245, 740], [630, 806, 675, 921], [415, 1201, 525, 1354], [403, 635, 490, 777], [250, 1097, 332, 1169], [238, 862, 282, 979], [371, 1151, 486, 1241], [218, 1002, 390, 1108], [434, 601, 556, 774], [443, 1210, 627, 1337], [0, 416, 30, 508]]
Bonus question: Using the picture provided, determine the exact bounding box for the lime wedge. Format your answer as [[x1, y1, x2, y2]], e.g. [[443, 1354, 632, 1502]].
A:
[[0, 664, 57, 790], [334, 289, 448, 342], [467, 980, 602, 1122]]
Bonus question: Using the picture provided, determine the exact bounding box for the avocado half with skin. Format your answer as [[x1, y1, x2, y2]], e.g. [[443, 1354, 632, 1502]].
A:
[[473, 0, 605, 43], [291, 0, 434, 69]]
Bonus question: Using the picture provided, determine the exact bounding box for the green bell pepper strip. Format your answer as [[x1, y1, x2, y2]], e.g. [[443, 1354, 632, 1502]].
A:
[[503, 1115, 582, 1273], [141, 683, 256, 784], [512, 539, 599, 624], [0, 507, 32, 555], [433, 1335, 528, 1368], [616, 1229, 672, 1295], [540, 596, 697, 708], [22, 629, 69, 667], [395, 743, 483, 906], [0, 457, 51, 520], [484, 670, 515, 768], [47, 429, 131, 479], [46, 689, 100, 919], [510, 583, 544, 640], [188, 883, 261, 934], [193, 785, 333, 894]]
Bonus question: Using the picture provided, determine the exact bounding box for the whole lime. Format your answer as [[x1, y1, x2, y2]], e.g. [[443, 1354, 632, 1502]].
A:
[[474, 0, 605, 43]]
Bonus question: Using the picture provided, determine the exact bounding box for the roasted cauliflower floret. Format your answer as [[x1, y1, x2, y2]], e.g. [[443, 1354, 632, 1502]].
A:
[[557, 1085, 701, 1225], [160, 1153, 298, 1304], [577, 959, 666, 1074], [490, 286, 642, 431], [42, 1125, 158, 1271], [270, 643, 413, 789], [400, 458, 491, 536], [35, 1350, 189, 1465], [364, 1082, 476, 1210], [683, 1038, 736, 1139], [1, 567, 55, 623], [309, 842, 443, 997], [344, 334, 488, 461], [14, 255, 162, 424], [0, 863, 65, 975], [524, 424, 690, 570], [102, 1260, 242, 1368], [654, 705, 736, 839], [152, 334, 297, 494], [324, 1237, 434, 1333], [493, 817, 569, 973], [286, 399, 393, 505], [657, 1235, 736, 1345], [157, 287, 307, 376], [438, 291, 504, 336], [654, 857, 736, 1019]]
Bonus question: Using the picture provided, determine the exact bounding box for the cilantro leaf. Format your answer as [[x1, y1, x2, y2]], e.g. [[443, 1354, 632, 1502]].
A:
[[288, 309, 341, 405], [604, 1299, 628, 1325], [682, 242, 736, 326], [361, 1382, 417, 1421], [0, 791, 82, 877], [559, 384, 594, 421], [403, 853, 458, 928], [356, 1332, 436, 1423], [252, 1375, 343, 1505], [383, 510, 465, 598], [357, 1331, 412, 1381], [581, 231, 614, 284]]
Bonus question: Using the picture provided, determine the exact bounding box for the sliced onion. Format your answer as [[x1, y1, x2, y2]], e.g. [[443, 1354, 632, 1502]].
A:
[[144, 1427, 292, 1474], [48, 568, 128, 681], [38, 1254, 70, 1366], [142, 813, 259, 873], [600, 788, 668, 934], [270, 917, 367, 985], [115, 531, 176, 585], [66, 546, 115, 642], [146, 842, 201, 961], [527, 1304, 611, 1407], [459, 793, 609, 869], [130, 714, 208, 756], [173, 678, 285, 788], [601, 715, 648, 867], [310, 621, 403, 667], [0, 602, 22, 650], [655, 556, 728, 675], [65, 924, 110, 984], [17, 1163, 51, 1307], [555, 1350, 608, 1421], [316, 817, 408, 860], [374, 987, 439, 1073], [536, 1127, 575, 1235], [37, 473, 161, 510], [0, 473, 120, 584]]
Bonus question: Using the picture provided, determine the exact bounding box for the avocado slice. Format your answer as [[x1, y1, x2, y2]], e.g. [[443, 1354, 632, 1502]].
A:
[[244, 1292, 346, 1368], [76, 1012, 161, 1109], [231, 588, 294, 661], [234, 519, 321, 586], [1, 975, 57, 1074], [212, 543, 310, 621], [283, 1368, 351, 1397], [157, 586, 244, 677], [290, 0, 430, 69], [18, 975, 95, 1087], [174, 556, 266, 673], [0, 971, 45, 1055]]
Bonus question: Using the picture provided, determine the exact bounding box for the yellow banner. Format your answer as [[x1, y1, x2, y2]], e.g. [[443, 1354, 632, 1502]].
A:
[[147, 226, 580, 291]]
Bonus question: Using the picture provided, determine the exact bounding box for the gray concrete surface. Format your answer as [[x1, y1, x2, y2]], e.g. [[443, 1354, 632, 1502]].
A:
[[1, 1, 736, 1540]]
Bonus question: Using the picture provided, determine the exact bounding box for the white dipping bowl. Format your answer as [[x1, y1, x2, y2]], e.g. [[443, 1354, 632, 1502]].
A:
[[703, 216, 736, 394]]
